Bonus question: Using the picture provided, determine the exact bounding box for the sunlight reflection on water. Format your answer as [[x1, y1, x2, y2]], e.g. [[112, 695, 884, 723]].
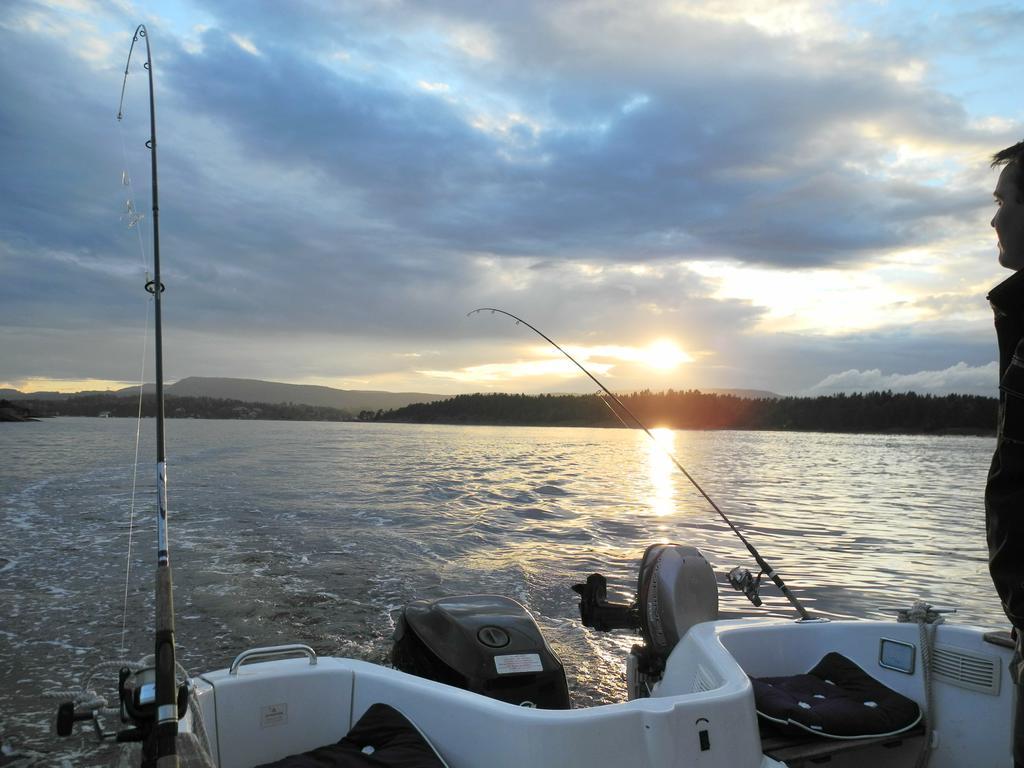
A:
[[645, 427, 677, 517]]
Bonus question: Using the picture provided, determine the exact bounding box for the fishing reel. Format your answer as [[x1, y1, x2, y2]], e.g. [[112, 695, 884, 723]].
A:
[[55, 701, 116, 741], [55, 666, 188, 746], [728, 566, 763, 607], [116, 666, 189, 747]]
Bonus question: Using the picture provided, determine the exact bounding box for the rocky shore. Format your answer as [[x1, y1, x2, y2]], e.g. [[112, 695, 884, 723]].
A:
[[0, 400, 38, 422]]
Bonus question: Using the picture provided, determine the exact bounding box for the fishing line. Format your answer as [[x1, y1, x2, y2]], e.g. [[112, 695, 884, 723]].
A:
[[595, 390, 636, 430], [121, 296, 150, 657], [117, 61, 149, 272], [469, 307, 812, 620]]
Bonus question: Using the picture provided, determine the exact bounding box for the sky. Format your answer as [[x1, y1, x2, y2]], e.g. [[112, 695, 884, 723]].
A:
[[0, 0, 1021, 398]]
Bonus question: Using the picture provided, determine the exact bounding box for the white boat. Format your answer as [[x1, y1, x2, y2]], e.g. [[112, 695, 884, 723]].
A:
[[161, 553, 1015, 768], [102, 543, 1017, 768], [60, 24, 1015, 768]]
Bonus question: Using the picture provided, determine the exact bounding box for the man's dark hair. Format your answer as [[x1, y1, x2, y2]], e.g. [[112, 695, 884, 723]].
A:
[[992, 141, 1024, 201]]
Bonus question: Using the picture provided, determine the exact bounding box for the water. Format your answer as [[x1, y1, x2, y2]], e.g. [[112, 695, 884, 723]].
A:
[[0, 418, 1006, 765]]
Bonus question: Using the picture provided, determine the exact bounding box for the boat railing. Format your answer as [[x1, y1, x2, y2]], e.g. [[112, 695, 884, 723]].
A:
[[229, 644, 318, 675]]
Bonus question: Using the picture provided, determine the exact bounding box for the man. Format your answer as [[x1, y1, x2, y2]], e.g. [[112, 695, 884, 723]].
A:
[[987, 140, 1024, 766]]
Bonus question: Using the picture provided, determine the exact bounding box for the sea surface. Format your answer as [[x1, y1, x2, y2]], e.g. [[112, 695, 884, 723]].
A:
[[0, 418, 1007, 765]]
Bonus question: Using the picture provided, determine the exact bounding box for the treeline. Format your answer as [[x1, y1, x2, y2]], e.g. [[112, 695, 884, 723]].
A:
[[376, 390, 998, 435], [13, 390, 999, 433], [17, 394, 353, 422]]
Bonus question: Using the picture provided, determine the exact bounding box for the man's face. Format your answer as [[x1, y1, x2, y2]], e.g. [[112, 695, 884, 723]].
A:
[[992, 162, 1024, 271]]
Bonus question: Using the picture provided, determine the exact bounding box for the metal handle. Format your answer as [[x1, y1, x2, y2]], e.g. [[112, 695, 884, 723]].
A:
[[229, 644, 317, 675]]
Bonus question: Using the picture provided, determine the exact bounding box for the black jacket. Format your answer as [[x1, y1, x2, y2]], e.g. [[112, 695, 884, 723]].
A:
[[986, 269, 1024, 629]]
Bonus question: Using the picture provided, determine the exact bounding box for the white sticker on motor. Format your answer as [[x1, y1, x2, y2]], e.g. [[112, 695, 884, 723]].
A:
[[494, 653, 543, 675], [261, 702, 288, 728]]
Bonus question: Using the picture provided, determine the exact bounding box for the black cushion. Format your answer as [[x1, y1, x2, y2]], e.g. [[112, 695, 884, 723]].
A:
[[751, 652, 922, 739], [254, 703, 447, 767]]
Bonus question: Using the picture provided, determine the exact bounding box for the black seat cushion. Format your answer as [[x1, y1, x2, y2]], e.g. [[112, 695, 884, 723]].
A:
[[254, 703, 447, 767], [751, 652, 922, 739]]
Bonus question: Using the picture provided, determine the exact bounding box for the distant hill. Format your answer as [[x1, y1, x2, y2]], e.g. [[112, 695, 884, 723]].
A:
[[163, 377, 444, 413], [16, 393, 353, 422], [3, 377, 445, 414]]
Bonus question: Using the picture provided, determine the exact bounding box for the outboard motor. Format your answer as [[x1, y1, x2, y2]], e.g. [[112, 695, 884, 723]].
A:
[[573, 544, 718, 699], [392, 594, 571, 709]]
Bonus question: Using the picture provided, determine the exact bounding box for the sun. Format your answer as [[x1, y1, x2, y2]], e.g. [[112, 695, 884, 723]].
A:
[[639, 339, 692, 371]]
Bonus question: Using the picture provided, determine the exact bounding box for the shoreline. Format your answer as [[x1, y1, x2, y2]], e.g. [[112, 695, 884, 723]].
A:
[[25, 414, 994, 438], [376, 418, 996, 438]]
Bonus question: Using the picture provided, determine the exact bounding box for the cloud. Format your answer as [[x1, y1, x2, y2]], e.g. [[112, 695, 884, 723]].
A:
[[0, 1, 1018, 393], [805, 361, 999, 396], [229, 32, 261, 57], [151, 1, 1010, 268]]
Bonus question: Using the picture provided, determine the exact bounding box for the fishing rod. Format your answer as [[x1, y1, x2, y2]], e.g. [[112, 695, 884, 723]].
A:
[[119, 24, 181, 767], [469, 307, 812, 621]]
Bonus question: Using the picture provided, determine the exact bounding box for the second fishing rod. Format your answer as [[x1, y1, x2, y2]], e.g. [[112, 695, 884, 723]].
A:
[[469, 307, 813, 621]]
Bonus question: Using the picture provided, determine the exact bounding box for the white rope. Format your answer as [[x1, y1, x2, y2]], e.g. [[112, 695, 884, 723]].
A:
[[187, 682, 214, 760], [898, 600, 946, 768], [45, 659, 142, 716]]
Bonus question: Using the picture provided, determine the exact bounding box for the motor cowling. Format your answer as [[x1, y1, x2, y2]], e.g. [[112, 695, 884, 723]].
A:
[[573, 544, 718, 698], [392, 594, 571, 709], [636, 544, 719, 663]]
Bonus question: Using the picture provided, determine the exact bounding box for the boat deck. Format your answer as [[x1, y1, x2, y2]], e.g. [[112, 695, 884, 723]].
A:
[[759, 721, 926, 766]]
